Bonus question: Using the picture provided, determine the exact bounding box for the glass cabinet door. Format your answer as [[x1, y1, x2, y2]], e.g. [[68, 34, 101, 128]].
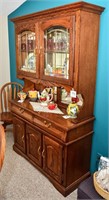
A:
[[17, 31, 36, 77], [40, 17, 75, 85], [44, 26, 69, 79]]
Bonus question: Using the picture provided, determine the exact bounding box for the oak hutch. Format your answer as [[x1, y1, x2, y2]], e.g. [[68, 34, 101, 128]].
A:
[[10, 1, 104, 196]]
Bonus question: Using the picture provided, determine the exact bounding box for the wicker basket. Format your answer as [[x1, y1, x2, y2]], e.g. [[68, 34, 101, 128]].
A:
[[93, 172, 109, 200]]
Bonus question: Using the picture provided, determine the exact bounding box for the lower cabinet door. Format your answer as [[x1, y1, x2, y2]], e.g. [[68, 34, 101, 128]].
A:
[[13, 117, 26, 153], [26, 125, 42, 167], [43, 135, 63, 183]]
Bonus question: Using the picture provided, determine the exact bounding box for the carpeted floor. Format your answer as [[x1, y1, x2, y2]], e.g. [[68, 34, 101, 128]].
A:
[[0, 126, 77, 200]]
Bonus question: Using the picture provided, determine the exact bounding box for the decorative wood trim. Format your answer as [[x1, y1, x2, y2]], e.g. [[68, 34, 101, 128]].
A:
[[15, 23, 35, 33], [11, 1, 104, 23]]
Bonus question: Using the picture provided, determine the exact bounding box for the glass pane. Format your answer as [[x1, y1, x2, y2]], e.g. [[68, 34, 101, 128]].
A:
[[18, 31, 36, 73], [44, 26, 69, 79]]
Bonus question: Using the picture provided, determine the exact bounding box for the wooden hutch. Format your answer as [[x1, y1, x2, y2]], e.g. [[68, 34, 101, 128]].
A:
[[10, 1, 104, 196]]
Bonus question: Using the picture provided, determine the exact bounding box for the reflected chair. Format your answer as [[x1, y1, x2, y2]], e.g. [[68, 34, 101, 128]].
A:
[[0, 125, 6, 171], [0, 82, 23, 130]]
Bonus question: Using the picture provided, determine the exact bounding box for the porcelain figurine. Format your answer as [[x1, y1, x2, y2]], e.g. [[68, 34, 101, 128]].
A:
[[28, 90, 38, 101], [39, 89, 53, 106], [17, 91, 27, 102], [67, 103, 79, 118]]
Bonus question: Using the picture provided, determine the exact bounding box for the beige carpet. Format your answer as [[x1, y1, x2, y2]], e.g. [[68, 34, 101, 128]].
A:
[[0, 126, 77, 200]]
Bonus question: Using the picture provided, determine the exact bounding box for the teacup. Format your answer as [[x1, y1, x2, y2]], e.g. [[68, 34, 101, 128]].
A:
[[17, 91, 27, 101], [48, 102, 57, 110]]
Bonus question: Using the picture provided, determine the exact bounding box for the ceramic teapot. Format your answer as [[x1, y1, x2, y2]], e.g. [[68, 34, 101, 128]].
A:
[[39, 89, 53, 106]]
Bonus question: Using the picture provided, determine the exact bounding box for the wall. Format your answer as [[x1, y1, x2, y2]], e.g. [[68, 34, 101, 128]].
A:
[[0, 15, 10, 88], [0, 0, 26, 88], [8, 0, 108, 172]]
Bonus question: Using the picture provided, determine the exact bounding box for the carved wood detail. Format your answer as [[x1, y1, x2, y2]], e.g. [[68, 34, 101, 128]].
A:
[[15, 22, 35, 33]]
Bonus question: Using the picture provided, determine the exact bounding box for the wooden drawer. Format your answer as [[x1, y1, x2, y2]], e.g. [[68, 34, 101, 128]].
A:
[[11, 104, 33, 122], [33, 115, 66, 142], [11, 104, 67, 142]]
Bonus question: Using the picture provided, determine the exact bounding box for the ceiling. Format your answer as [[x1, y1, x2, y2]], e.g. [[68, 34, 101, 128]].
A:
[[1, 0, 26, 15]]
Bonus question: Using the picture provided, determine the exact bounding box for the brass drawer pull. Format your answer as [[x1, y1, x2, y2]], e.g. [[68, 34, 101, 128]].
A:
[[47, 123, 51, 128], [18, 107, 24, 113], [20, 109, 24, 113], [44, 120, 47, 125]]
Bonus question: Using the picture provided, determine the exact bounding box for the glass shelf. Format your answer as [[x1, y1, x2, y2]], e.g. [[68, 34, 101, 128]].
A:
[[44, 26, 69, 79], [18, 31, 36, 73]]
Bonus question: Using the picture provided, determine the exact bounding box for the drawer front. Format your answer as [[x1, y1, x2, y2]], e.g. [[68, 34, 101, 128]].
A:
[[11, 104, 33, 122], [33, 115, 66, 142], [11, 104, 66, 142]]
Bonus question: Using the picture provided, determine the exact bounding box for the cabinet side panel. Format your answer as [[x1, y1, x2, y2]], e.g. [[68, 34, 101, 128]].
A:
[[77, 11, 100, 120], [66, 133, 92, 186]]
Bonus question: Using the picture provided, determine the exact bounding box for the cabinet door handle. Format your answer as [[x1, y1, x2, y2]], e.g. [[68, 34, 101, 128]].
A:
[[44, 120, 47, 125], [38, 146, 41, 155], [22, 135, 24, 143], [42, 149, 45, 158]]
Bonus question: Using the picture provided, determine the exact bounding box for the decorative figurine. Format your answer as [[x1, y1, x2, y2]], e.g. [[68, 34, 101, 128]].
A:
[[39, 89, 53, 106], [17, 91, 27, 102], [67, 103, 79, 118], [28, 90, 38, 101]]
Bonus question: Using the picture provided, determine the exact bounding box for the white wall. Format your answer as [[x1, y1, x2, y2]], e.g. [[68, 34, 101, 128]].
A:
[[0, 16, 10, 88], [0, 0, 26, 88]]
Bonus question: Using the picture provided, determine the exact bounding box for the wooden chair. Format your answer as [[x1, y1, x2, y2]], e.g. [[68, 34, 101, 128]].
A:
[[0, 82, 23, 130], [0, 125, 6, 171]]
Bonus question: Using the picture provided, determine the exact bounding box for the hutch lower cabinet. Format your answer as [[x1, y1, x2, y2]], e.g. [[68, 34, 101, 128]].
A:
[[11, 99, 94, 196], [10, 1, 104, 197]]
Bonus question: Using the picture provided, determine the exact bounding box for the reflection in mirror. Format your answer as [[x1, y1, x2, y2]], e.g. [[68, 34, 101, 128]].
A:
[[61, 87, 72, 104], [18, 31, 36, 73], [53, 87, 57, 102], [44, 26, 69, 79]]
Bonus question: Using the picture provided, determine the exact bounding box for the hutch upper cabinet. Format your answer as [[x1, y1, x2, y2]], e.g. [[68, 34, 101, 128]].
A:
[[11, 1, 104, 197], [12, 1, 104, 88], [13, 15, 75, 85]]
